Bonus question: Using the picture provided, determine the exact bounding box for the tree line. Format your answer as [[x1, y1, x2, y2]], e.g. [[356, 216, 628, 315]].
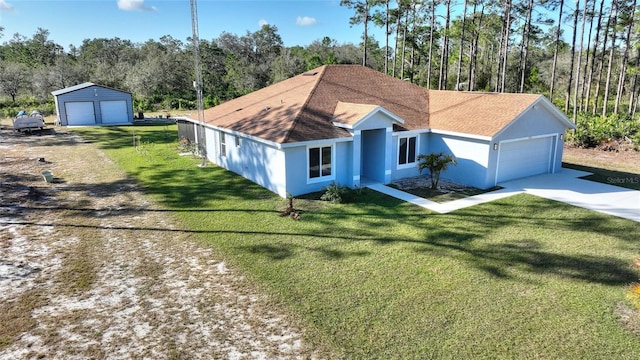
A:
[[0, 25, 367, 113], [0, 0, 639, 148], [342, 0, 640, 122]]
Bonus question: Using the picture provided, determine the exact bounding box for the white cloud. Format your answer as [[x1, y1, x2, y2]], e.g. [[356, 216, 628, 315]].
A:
[[117, 0, 157, 12], [258, 19, 269, 27], [296, 16, 317, 26], [0, 0, 14, 13]]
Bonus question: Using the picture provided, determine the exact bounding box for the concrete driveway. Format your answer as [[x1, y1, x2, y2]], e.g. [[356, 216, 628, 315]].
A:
[[499, 169, 640, 222], [367, 169, 640, 222]]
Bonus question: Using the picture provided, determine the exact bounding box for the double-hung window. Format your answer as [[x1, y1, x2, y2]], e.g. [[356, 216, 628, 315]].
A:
[[219, 132, 226, 157], [308, 145, 333, 180], [398, 136, 417, 167]]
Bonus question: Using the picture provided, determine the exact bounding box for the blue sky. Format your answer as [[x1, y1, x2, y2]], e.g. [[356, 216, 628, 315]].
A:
[[0, 0, 382, 49]]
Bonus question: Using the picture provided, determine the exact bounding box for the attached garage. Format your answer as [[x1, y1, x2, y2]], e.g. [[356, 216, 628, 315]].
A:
[[496, 135, 556, 183], [52, 83, 133, 126]]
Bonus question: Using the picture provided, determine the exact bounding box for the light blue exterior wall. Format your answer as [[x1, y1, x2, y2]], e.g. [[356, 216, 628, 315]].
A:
[[488, 104, 568, 181], [284, 140, 353, 196], [351, 111, 396, 130], [204, 127, 288, 196], [190, 98, 572, 197], [361, 129, 387, 182], [428, 133, 491, 189], [391, 131, 429, 181], [352, 112, 399, 185], [53, 85, 133, 126]]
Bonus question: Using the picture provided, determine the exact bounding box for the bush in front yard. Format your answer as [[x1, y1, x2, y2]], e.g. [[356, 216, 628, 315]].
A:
[[321, 182, 347, 204]]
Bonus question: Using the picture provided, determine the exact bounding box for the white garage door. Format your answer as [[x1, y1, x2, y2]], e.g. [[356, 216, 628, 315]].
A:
[[65, 102, 96, 125], [100, 100, 129, 124], [497, 136, 554, 183]]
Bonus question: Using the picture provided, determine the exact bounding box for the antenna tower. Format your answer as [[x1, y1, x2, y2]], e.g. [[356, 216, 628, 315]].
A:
[[190, 0, 206, 165]]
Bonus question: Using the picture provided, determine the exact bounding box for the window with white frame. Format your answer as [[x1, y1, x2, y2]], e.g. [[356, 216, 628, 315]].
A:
[[398, 136, 417, 166], [308, 145, 333, 180], [219, 132, 226, 157]]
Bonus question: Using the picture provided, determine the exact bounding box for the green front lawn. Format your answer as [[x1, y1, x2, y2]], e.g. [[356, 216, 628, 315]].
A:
[[74, 126, 640, 359]]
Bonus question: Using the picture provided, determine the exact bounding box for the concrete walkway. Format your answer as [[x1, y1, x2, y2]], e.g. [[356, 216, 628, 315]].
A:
[[366, 169, 640, 222]]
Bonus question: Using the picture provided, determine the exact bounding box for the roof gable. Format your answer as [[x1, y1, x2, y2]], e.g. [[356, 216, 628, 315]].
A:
[[51, 82, 131, 96], [51, 82, 96, 96], [332, 102, 404, 130], [426, 91, 544, 137]]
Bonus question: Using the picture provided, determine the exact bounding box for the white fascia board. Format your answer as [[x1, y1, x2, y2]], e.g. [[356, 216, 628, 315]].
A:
[[429, 128, 492, 141], [183, 117, 353, 150], [332, 121, 353, 129], [191, 119, 284, 149], [391, 129, 427, 137], [369, 106, 405, 125], [280, 136, 353, 149], [537, 96, 576, 129]]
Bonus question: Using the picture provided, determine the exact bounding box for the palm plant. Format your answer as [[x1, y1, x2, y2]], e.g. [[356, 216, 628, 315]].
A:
[[417, 152, 457, 189]]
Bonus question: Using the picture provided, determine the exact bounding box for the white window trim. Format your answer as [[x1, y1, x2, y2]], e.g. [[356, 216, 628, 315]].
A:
[[396, 135, 418, 170], [219, 132, 226, 157], [307, 143, 336, 184]]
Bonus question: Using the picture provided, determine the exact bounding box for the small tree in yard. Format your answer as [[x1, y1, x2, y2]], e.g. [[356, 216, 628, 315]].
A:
[[417, 152, 457, 190]]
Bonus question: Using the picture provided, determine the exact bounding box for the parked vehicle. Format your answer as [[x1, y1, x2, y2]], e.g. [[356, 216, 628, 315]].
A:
[[13, 110, 45, 132]]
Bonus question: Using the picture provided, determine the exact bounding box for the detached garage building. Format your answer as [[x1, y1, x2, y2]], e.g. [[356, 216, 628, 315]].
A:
[[52, 83, 133, 126]]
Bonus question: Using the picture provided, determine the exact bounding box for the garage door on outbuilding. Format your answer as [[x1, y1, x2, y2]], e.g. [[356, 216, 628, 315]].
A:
[[100, 100, 129, 124], [496, 135, 555, 183], [65, 102, 96, 125], [52, 83, 133, 126]]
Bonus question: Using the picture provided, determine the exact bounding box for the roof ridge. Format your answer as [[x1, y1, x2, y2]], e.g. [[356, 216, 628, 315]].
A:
[[204, 79, 317, 123], [282, 65, 327, 143]]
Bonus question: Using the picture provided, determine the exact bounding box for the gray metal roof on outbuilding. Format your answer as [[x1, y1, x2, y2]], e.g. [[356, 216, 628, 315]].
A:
[[51, 83, 132, 96]]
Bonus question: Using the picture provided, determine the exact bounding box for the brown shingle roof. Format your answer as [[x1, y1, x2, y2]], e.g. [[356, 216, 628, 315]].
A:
[[427, 91, 542, 137], [200, 65, 545, 143], [332, 102, 381, 127], [285, 65, 429, 142], [201, 67, 324, 144]]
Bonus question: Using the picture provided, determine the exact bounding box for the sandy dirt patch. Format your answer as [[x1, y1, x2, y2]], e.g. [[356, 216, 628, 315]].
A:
[[563, 145, 640, 174], [0, 126, 319, 359]]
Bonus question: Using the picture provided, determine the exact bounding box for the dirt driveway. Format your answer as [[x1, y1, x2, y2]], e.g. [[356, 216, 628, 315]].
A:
[[0, 126, 317, 359]]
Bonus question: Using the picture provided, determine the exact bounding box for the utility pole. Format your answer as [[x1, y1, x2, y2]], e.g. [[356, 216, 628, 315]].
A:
[[190, 0, 206, 166]]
